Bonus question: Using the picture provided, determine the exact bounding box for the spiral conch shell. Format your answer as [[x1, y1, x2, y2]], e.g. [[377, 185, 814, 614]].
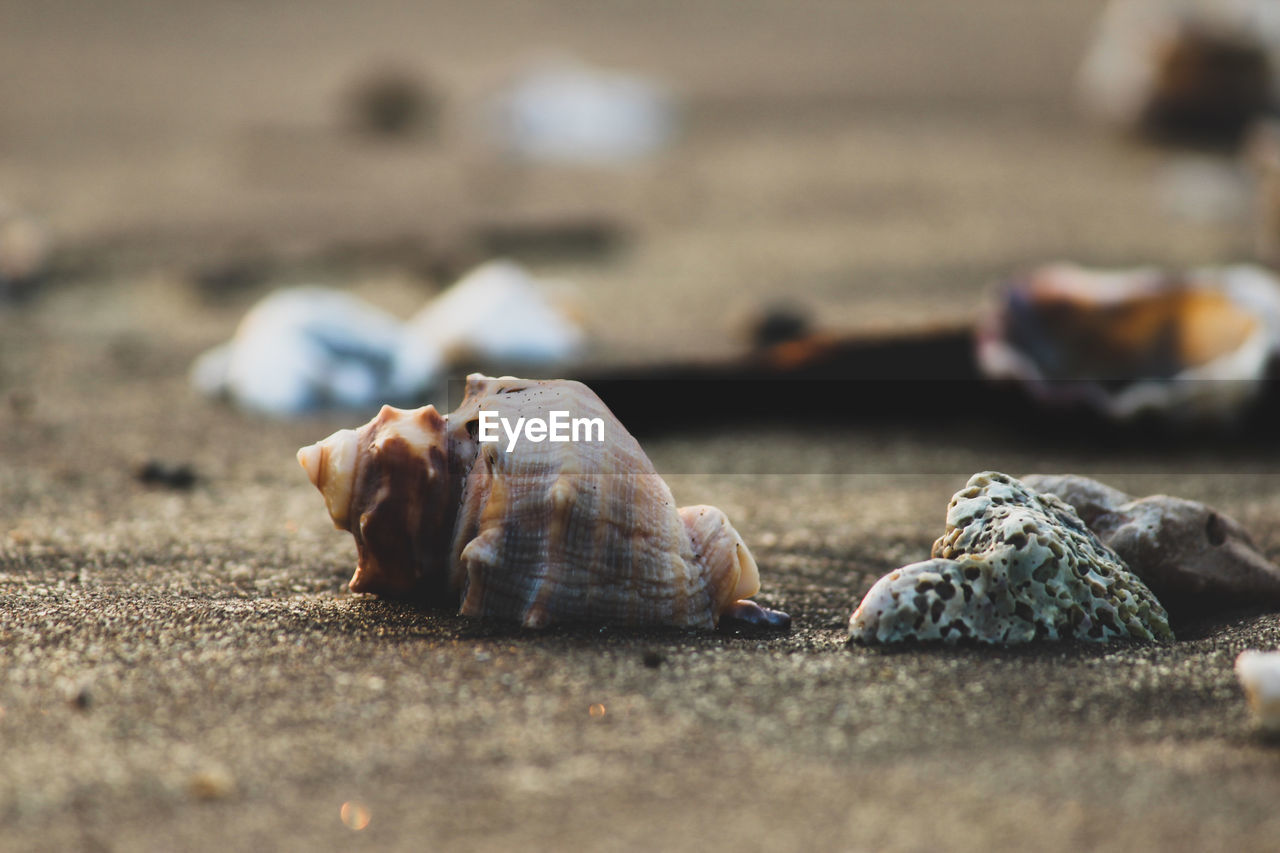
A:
[[297, 375, 789, 631]]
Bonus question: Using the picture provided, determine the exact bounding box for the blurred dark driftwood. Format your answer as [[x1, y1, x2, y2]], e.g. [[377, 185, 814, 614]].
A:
[[576, 324, 987, 432], [570, 326, 1280, 449]]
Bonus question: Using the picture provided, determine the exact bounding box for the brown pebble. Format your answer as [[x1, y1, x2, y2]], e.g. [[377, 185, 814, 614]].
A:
[[8, 390, 35, 418], [343, 65, 437, 138], [189, 767, 236, 800], [68, 684, 91, 711], [135, 459, 198, 490]]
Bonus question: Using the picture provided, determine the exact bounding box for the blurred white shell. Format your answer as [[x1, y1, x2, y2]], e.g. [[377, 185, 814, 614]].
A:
[[191, 287, 418, 416], [396, 259, 584, 379], [297, 375, 785, 630], [976, 263, 1280, 422], [0, 200, 50, 301], [192, 260, 583, 417], [1235, 650, 1280, 732], [486, 59, 675, 163]]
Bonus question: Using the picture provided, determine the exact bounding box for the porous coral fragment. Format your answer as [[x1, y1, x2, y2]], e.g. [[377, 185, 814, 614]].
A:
[[849, 472, 1173, 645], [1022, 473, 1280, 619]]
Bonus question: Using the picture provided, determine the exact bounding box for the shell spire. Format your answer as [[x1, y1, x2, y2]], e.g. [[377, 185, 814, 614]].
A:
[[297, 428, 360, 530]]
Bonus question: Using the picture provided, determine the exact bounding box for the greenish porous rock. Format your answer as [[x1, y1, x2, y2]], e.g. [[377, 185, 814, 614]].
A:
[[849, 472, 1174, 645], [1021, 473, 1280, 619]]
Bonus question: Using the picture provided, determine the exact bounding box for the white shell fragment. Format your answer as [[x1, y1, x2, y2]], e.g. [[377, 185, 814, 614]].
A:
[[398, 259, 584, 376], [191, 287, 416, 416], [977, 263, 1280, 423], [297, 374, 788, 631], [487, 59, 675, 163], [849, 472, 1173, 645], [1079, 0, 1280, 140], [0, 200, 51, 301], [191, 260, 584, 416], [1235, 650, 1280, 732]]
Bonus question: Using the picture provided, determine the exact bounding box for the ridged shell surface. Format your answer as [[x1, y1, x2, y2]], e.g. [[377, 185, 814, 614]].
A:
[[298, 375, 762, 630]]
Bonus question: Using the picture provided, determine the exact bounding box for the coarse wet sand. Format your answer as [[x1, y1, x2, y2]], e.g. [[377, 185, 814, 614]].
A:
[[3, 1, 1280, 850]]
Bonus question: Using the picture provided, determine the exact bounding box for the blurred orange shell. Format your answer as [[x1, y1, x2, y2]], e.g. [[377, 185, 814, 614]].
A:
[[976, 264, 1280, 421]]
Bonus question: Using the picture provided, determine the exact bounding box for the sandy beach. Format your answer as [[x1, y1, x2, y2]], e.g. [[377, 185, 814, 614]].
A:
[[2, 1, 1279, 850]]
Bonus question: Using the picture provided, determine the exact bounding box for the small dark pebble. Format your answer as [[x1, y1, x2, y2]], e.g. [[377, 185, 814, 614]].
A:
[[136, 459, 198, 490], [642, 650, 664, 668], [8, 390, 35, 418], [69, 685, 92, 711], [718, 603, 792, 634], [474, 217, 627, 261], [192, 253, 272, 300], [748, 304, 812, 349], [344, 65, 438, 138]]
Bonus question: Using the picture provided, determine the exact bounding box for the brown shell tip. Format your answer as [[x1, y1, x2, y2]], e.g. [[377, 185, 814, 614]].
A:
[[464, 374, 492, 399], [415, 404, 444, 429], [718, 600, 791, 633], [297, 442, 324, 487], [349, 554, 415, 597], [522, 605, 552, 629], [347, 568, 371, 594], [375, 404, 404, 427]]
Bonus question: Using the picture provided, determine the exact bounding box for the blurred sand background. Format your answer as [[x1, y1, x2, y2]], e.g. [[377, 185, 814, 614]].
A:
[[2, 1, 1280, 851]]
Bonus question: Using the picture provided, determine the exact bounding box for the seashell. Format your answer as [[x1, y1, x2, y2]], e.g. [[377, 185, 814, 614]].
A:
[[849, 472, 1173, 645], [1021, 474, 1280, 620], [191, 286, 420, 417], [976, 263, 1280, 422], [397, 259, 584, 374], [1079, 0, 1280, 142], [486, 58, 675, 163], [191, 260, 583, 417], [1235, 650, 1280, 732], [0, 201, 50, 303], [297, 374, 789, 631]]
